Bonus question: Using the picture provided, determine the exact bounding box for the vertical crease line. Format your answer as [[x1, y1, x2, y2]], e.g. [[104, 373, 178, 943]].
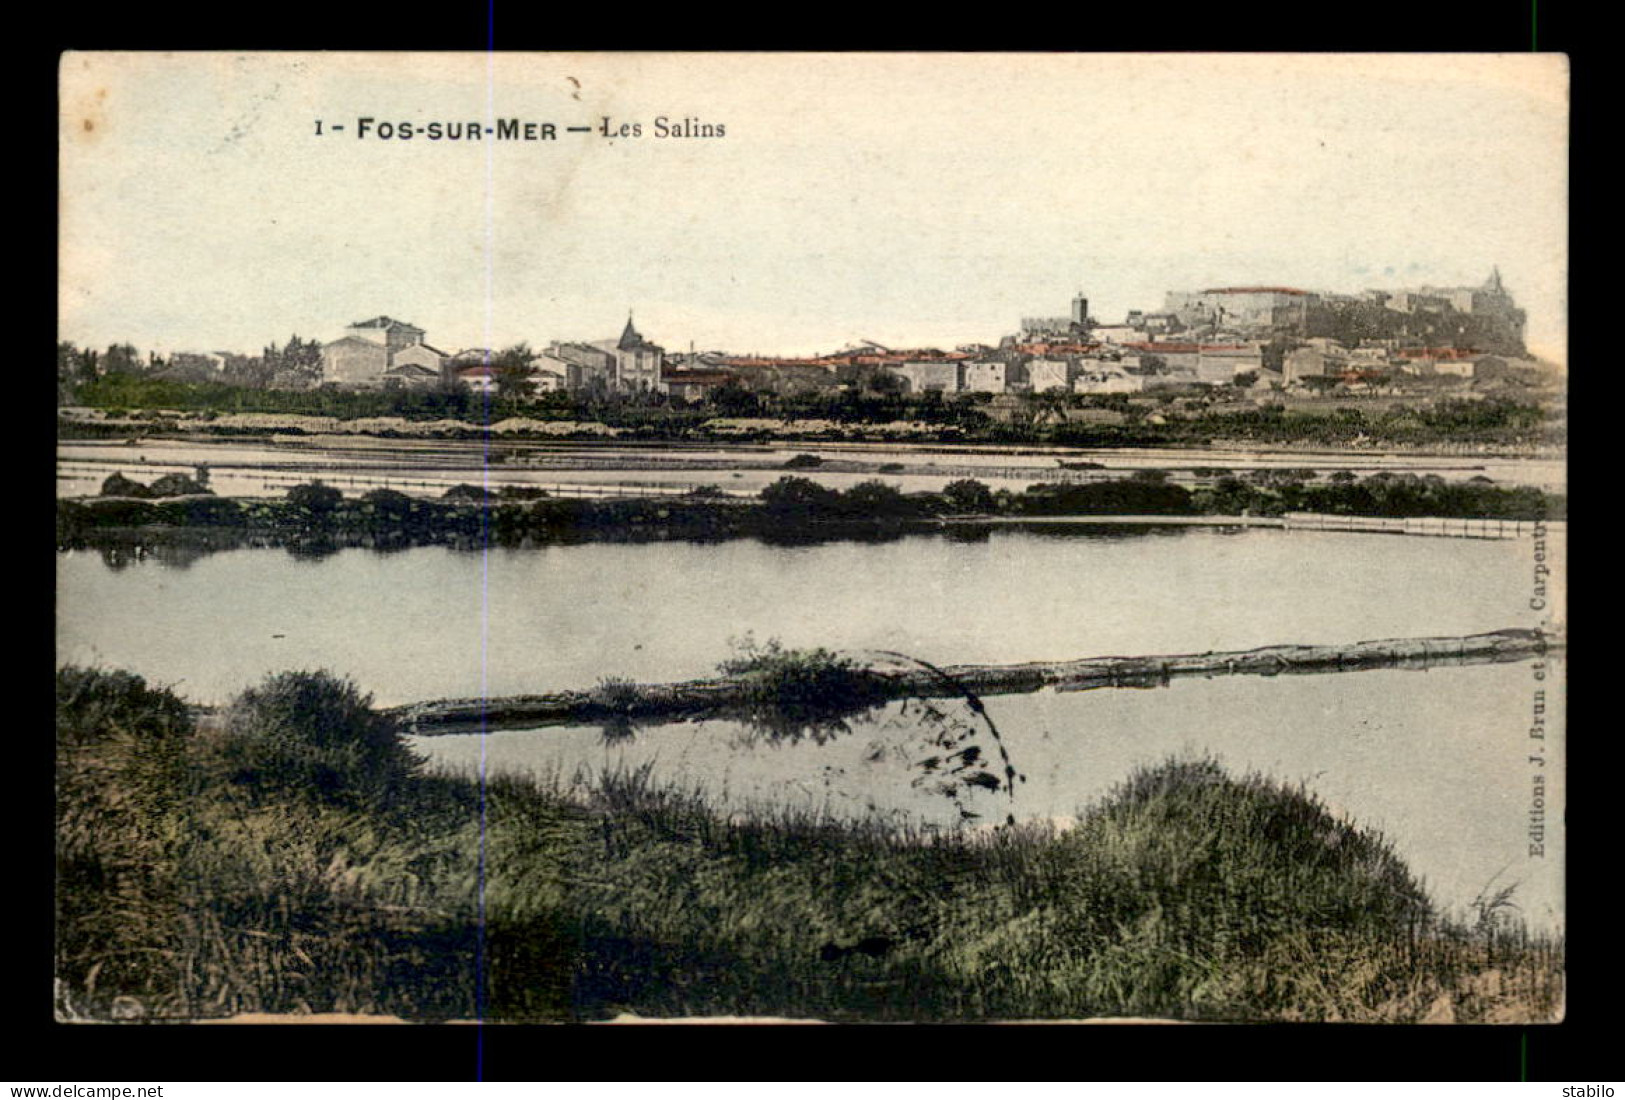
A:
[[477, 20, 497, 1082]]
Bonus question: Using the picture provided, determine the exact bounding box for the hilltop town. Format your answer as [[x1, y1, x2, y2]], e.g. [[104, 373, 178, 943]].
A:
[[56, 270, 1563, 450]]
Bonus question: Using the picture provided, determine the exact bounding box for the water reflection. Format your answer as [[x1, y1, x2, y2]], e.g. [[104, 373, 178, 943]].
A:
[[593, 648, 1029, 823], [92, 538, 222, 571], [284, 535, 342, 561], [59, 528, 1552, 709], [96, 543, 138, 571], [597, 713, 641, 745]]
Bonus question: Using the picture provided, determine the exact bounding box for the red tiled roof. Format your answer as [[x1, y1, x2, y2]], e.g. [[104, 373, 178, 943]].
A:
[[1122, 343, 1252, 353], [665, 371, 734, 386]]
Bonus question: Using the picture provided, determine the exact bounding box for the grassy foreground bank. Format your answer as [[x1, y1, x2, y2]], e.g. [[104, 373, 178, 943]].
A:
[[56, 666, 1563, 1023]]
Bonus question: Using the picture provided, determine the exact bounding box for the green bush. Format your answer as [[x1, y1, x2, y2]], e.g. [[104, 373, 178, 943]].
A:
[[443, 483, 496, 502], [147, 472, 212, 497], [760, 475, 840, 518], [99, 471, 152, 498], [57, 665, 194, 780], [286, 480, 343, 517], [529, 498, 592, 528], [717, 636, 890, 742], [1015, 480, 1194, 516], [360, 487, 416, 519], [173, 496, 242, 526], [56, 668, 198, 1014], [216, 670, 423, 808], [838, 479, 924, 520], [942, 479, 997, 514]]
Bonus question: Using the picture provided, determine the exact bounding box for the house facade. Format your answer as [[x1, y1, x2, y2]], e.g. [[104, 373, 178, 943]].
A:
[[882, 360, 962, 394], [321, 315, 447, 389], [1026, 359, 1071, 393], [549, 342, 616, 391], [380, 362, 444, 390], [961, 360, 1014, 394], [1194, 347, 1265, 383], [1283, 347, 1346, 383], [594, 318, 664, 393]]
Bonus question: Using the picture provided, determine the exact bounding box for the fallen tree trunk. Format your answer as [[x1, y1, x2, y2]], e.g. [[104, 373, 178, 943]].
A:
[[385, 627, 1563, 735]]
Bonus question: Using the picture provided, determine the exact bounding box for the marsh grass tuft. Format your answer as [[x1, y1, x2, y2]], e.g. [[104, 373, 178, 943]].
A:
[[717, 635, 891, 744]]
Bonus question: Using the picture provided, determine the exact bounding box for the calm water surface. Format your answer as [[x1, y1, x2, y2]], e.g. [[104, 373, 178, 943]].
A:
[[56, 526, 1556, 706]]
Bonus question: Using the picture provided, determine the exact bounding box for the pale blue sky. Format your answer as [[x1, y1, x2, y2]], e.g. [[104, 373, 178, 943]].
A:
[[60, 52, 1568, 361]]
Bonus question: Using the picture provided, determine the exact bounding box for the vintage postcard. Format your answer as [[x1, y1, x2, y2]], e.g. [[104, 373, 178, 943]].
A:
[[55, 52, 1567, 1024]]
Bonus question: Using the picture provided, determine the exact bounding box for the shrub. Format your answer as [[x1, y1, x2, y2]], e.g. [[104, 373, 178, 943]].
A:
[[838, 479, 922, 520], [99, 472, 152, 498], [782, 453, 824, 468], [56, 668, 197, 1012], [1015, 480, 1194, 516], [215, 671, 422, 807], [529, 498, 591, 528], [942, 478, 997, 514], [147, 472, 212, 497], [359, 487, 418, 524], [361, 487, 415, 510], [1246, 468, 1314, 488], [286, 480, 343, 517], [760, 476, 840, 519], [1197, 477, 1269, 516], [443, 483, 496, 503], [57, 665, 193, 774], [175, 496, 243, 526], [590, 676, 641, 712], [717, 636, 890, 742]]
